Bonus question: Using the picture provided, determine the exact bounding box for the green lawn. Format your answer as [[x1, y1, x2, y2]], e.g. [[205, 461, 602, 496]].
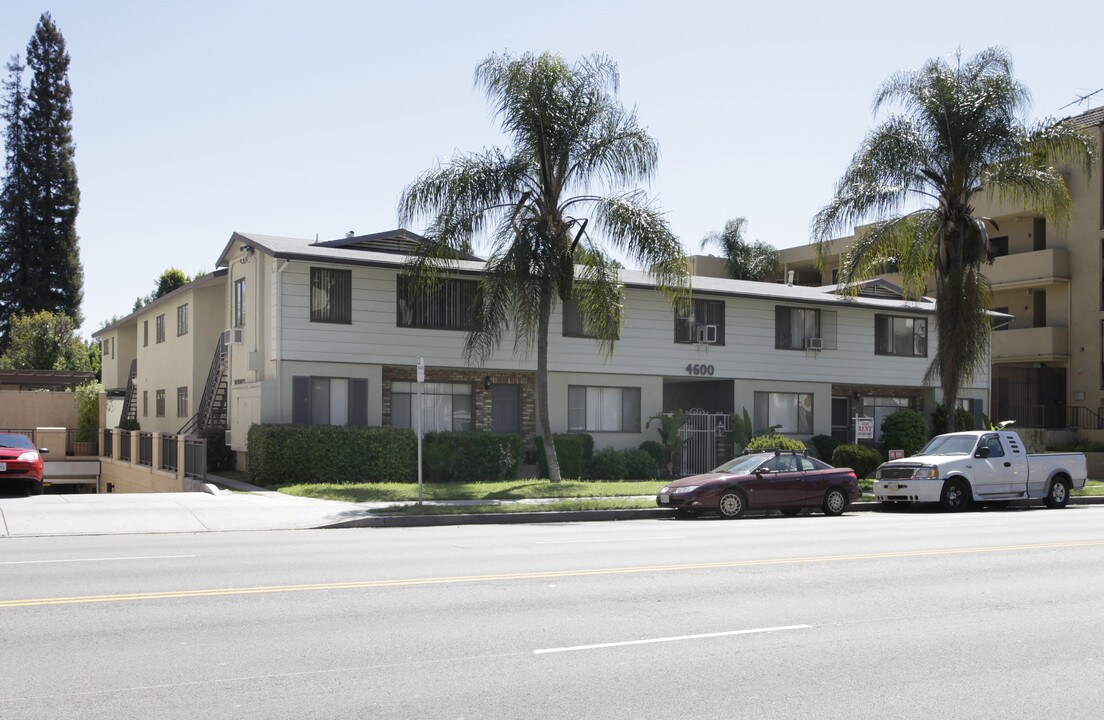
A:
[[1073, 480, 1104, 496], [279, 479, 665, 503], [370, 499, 659, 515]]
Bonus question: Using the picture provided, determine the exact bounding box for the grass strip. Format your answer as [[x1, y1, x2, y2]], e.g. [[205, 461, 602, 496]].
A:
[[279, 479, 663, 503], [373, 499, 660, 515]]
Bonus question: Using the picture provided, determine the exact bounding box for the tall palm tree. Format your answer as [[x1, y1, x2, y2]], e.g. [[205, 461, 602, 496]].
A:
[[699, 217, 781, 281], [813, 47, 1094, 430], [398, 52, 688, 481]]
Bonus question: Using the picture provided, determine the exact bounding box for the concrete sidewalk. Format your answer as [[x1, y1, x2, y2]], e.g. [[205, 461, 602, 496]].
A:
[[0, 490, 376, 537]]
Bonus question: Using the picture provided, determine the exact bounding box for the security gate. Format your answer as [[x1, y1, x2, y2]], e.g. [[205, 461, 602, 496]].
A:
[[677, 409, 731, 476]]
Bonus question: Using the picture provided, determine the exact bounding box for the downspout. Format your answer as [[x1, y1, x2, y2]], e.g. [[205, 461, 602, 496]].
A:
[[275, 259, 290, 422]]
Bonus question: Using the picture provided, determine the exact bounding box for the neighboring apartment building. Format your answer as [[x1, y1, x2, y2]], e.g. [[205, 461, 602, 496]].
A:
[[95, 270, 227, 435], [92, 228, 984, 470], [775, 106, 1104, 430]]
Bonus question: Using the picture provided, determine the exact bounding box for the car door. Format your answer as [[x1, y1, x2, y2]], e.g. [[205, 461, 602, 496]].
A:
[[748, 455, 805, 508], [972, 433, 1011, 496], [799, 456, 831, 505]]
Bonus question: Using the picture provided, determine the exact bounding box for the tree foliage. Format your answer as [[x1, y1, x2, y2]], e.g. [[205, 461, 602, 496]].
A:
[[813, 48, 1094, 430], [0, 13, 83, 349], [399, 52, 688, 481], [0, 309, 90, 371], [134, 267, 192, 309], [700, 218, 781, 281]]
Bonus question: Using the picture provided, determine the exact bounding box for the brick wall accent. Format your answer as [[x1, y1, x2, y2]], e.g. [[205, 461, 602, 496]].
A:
[[382, 366, 537, 446]]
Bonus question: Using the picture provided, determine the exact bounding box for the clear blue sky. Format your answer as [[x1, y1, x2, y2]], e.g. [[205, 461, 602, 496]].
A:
[[1, 0, 1101, 339]]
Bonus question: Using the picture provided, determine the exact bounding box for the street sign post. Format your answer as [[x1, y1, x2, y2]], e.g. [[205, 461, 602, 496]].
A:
[[416, 357, 424, 505]]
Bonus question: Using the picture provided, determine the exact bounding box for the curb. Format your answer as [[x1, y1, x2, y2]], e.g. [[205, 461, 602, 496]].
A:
[[319, 495, 1104, 529]]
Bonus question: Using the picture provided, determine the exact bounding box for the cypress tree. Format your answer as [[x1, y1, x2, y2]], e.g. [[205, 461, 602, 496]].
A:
[[0, 13, 83, 349]]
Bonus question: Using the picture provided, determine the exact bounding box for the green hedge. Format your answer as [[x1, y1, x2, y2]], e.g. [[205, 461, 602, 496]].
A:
[[880, 409, 927, 457], [831, 444, 884, 479], [745, 434, 807, 452], [588, 447, 627, 480], [536, 433, 593, 479], [623, 448, 660, 480], [247, 424, 416, 485], [422, 431, 522, 482]]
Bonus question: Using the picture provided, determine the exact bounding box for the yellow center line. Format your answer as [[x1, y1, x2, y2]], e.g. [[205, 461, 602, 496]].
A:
[[3, 539, 1102, 609]]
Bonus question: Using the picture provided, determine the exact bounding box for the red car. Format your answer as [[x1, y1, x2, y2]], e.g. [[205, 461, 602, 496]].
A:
[[657, 450, 860, 518], [0, 433, 49, 496]]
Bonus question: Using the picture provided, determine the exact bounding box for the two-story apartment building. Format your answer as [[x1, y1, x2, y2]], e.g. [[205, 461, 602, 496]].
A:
[[96, 270, 227, 435], [94, 228, 986, 472], [776, 105, 1104, 430]]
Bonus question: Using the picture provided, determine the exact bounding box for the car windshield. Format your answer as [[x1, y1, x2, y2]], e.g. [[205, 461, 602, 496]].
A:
[[917, 434, 977, 456], [0, 433, 34, 450], [712, 454, 773, 474]]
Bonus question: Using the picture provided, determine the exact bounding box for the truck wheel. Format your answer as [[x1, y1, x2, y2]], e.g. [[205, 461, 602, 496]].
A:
[[940, 480, 970, 513], [1044, 479, 1070, 509]]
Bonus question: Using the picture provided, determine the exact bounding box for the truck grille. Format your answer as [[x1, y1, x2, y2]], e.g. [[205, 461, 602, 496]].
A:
[[880, 467, 917, 480]]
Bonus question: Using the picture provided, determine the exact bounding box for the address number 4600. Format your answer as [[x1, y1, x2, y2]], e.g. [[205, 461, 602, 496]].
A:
[[685, 364, 714, 376]]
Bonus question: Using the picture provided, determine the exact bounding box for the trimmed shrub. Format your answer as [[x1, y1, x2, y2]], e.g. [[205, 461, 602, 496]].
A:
[[589, 447, 628, 480], [880, 409, 928, 457], [638, 440, 666, 470], [745, 434, 807, 452], [202, 425, 235, 472], [930, 403, 976, 437], [802, 441, 820, 459], [623, 448, 660, 480], [76, 381, 103, 443], [118, 418, 140, 431], [831, 444, 884, 479], [535, 433, 593, 479], [421, 431, 523, 482], [247, 424, 416, 485], [810, 434, 840, 462]]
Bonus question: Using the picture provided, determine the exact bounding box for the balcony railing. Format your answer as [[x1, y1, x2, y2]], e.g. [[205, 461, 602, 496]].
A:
[[102, 428, 112, 457], [987, 248, 1069, 288], [991, 326, 1069, 362], [119, 431, 132, 462], [161, 435, 178, 472]]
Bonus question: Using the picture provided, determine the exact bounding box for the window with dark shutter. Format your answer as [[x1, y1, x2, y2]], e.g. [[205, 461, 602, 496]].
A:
[[349, 379, 369, 426], [292, 377, 310, 424]]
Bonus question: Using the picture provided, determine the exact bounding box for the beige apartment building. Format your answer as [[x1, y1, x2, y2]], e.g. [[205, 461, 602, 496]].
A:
[[774, 106, 1104, 430]]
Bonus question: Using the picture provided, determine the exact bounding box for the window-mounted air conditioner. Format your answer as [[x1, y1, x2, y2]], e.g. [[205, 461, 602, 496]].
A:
[[222, 328, 244, 345], [805, 337, 823, 350], [695, 324, 718, 344]]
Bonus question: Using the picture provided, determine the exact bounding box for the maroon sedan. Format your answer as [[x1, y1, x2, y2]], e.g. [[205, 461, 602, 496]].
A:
[[657, 450, 860, 518], [0, 433, 48, 496]]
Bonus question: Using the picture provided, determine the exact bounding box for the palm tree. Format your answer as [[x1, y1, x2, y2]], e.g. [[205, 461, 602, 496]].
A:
[[700, 217, 781, 281], [398, 52, 688, 481], [813, 47, 1094, 430]]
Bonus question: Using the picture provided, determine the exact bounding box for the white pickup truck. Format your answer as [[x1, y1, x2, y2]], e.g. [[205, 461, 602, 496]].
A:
[[873, 430, 1087, 512]]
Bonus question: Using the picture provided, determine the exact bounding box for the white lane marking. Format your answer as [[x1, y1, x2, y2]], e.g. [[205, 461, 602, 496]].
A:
[[0, 555, 196, 566], [535, 536, 685, 545], [533, 624, 812, 654]]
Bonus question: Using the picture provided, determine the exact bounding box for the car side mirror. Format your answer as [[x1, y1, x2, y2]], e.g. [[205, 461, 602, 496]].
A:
[[39, 447, 49, 455], [975, 446, 990, 459]]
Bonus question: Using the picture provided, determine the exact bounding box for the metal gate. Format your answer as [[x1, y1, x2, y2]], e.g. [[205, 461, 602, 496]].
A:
[[677, 409, 731, 476]]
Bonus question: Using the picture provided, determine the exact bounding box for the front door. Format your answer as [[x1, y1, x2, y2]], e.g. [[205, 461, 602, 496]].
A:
[[491, 384, 521, 433]]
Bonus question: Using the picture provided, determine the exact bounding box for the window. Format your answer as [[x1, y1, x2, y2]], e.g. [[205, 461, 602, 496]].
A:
[[775, 306, 837, 350], [989, 236, 1009, 257], [567, 386, 641, 433], [674, 298, 725, 345], [155, 389, 165, 418], [143, 320, 148, 347], [292, 376, 369, 426], [177, 304, 188, 336], [176, 387, 188, 418], [875, 315, 927, 357], [311, 267, 352, 324], [562, 296, 615, 339], [397, 276, 477, 330], [155, 314, 165, 343], [391, 381, 472, 432], [233, 278, 246, 328], [861, 396, 915, 442], [142, 390, 148, 418], [979, 433, 1004, 458], [754, 392, 813, 435]]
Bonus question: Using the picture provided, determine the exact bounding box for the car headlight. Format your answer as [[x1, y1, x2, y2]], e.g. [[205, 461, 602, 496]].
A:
[[914, 466, 938, 479], [659, 486, 670, 494], [875, 467, 883, 479], [17, 451, 40, 462], [673, 485, 699, 494]]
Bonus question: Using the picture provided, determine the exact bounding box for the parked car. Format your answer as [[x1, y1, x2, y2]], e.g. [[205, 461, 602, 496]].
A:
[[0, 433, 48, 496], [656, 450, 861, 519], [873, 430, 1087, 511]]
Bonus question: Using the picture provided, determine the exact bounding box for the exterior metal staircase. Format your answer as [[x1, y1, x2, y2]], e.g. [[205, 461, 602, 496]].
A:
[[119, 359, 138, 425], [179, 334, 228, 435]]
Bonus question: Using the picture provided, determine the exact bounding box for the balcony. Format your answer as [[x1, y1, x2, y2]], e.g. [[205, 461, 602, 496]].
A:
[[986, 248, 1069, 289], [991, 326, 1069, 362]]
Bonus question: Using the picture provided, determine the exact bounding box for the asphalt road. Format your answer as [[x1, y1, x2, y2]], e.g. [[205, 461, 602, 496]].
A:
[[2, 505, 1102, 719]]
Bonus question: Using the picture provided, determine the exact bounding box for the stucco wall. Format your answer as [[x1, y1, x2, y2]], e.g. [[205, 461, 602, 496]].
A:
[[0, 391, 78, 428]]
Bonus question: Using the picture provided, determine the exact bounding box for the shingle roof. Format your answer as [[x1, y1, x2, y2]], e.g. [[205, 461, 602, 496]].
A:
[[1065, 105, 1104, 128]]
